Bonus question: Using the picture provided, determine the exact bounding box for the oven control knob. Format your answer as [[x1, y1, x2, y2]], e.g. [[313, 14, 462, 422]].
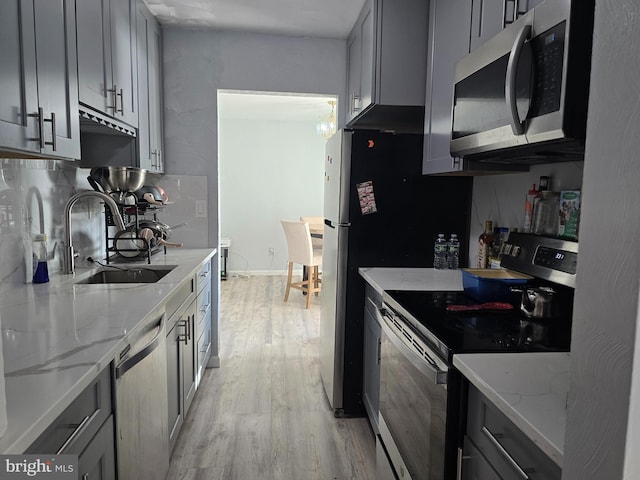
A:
[[511, 245, 521, 257]]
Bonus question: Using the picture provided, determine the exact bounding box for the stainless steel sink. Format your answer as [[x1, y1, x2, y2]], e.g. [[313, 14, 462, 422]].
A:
[[75, 266, 177, 284]]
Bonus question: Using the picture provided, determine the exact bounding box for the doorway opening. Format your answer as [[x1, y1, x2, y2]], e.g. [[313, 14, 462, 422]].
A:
[[217, 90, 337, 277]]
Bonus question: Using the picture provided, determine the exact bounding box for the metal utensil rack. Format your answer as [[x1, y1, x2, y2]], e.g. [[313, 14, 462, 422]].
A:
[[103, 192, 166, 264]]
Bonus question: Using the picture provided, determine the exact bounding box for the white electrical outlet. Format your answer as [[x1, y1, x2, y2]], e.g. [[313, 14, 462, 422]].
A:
[[195, 200, 207, 218]]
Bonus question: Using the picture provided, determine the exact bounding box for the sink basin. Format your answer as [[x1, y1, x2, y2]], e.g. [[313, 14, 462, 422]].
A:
[[75, 266, 177, 284]]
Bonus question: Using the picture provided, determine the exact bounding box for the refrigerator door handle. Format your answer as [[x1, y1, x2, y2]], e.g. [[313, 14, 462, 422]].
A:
[[324, 219, 351, 229]]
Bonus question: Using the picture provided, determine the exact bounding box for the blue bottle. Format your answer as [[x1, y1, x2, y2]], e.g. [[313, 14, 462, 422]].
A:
[[32, 234, 50, 283]]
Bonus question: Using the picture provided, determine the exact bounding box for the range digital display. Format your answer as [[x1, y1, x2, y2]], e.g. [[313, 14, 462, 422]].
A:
[[534, 246, 577, 274]]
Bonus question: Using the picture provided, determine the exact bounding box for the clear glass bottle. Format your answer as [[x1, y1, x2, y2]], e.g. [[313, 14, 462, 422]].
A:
[[532, 191, 560, 235], [478, 221, 494, 269], [32, 234, 49, 283], [434, 234, 448, 270], [447, 234, 460, 269]]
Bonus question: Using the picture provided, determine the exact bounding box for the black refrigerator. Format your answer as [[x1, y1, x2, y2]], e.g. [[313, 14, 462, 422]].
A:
[[319, 129, 473, 416]]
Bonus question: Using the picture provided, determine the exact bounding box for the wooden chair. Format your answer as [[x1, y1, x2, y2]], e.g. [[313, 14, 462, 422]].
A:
[[281, 220, 322, 309]]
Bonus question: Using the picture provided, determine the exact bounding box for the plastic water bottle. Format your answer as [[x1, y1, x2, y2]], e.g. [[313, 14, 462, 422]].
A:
[[447, 234, 460, 269], [434, 234, 448, 270]]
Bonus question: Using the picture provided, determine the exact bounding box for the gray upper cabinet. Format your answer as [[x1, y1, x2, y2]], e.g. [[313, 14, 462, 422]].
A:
[[470, 0, 542, 52], [422, 0, 533, 174], [346, 3, 374, 123], [346, 0, 428, 132], [422, 0, 473, 175], [136, 1, 164, 173], [469, 0, 504, 52], [77, 0, 138, 128], [0, 0, 80, 160]]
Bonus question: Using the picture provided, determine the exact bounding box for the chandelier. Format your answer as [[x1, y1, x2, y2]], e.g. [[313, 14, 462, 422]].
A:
[[317, 100, 337, 140]]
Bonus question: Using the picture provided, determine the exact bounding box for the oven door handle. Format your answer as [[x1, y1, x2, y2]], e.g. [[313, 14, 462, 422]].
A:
[[377, 308, 448, 385]]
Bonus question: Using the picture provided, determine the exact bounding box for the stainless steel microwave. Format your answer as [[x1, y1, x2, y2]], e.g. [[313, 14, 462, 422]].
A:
[[450, 0, 595, 162]]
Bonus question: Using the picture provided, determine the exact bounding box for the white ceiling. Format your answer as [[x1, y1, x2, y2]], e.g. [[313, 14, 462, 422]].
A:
[[143, 0, 366, 39], [218, 91, 337, 122]]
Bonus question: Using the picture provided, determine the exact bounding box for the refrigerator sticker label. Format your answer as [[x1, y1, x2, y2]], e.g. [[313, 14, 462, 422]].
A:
[[356, 181, 377, 215]]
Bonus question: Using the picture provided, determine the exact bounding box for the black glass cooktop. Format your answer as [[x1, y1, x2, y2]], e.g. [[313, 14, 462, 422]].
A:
[[384, 290, 572, 363]]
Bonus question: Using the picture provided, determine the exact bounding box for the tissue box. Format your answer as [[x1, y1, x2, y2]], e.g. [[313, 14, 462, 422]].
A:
[[462, 269, 531, 302], [558, 190, 580, 239]]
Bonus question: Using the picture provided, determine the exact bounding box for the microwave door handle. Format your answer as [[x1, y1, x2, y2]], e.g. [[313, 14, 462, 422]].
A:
[[505, 24, 531, 135]]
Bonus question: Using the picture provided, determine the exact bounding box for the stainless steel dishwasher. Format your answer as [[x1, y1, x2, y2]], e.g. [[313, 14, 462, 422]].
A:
[[115, 311, 169, 480]]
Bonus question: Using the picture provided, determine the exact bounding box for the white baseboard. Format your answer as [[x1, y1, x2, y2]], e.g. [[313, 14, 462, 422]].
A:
[[227, 269, 321, 277]]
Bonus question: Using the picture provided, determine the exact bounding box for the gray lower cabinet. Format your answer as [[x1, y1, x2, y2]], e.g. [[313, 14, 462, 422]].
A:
[[136, 0, 164, 173], [0, 0, 80, 160], [78, 415, 116, 480], [77, 0, 138, 127], [195, 260, 213, 387], [166, 282, 197, 453], [362, 284, 383, 434], [27, 367, 115, 479], [463, 384, 561, 480], [461, 435, 501, 480]]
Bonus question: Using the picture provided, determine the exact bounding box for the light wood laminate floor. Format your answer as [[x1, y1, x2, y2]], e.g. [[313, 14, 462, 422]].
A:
[[166, 275, 376, 480]]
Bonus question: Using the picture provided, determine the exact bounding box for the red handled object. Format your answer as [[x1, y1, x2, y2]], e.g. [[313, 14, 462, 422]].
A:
[[446, 302, 514, 312]]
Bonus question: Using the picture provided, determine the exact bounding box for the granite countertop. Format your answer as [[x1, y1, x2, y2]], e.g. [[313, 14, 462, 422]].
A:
[[358, 267, 463, 293], [0, 248, 216, 454], [454, 352, 569, 467]]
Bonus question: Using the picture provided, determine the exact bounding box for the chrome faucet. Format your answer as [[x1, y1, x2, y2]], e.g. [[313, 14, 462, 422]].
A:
[[63, 190, 126, 274]]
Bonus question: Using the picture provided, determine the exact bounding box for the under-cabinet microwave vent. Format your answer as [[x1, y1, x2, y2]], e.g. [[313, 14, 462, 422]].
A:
[[79, 108, 136, 137]]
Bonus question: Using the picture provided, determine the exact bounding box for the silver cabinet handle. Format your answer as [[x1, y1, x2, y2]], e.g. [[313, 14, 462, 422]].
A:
[[107, 85, 118, 112], [38, 108, 56, 151], [481, 426, 533, 479], [117, 88, 124, 115], [37, 107, 45, 149], [44, 111, 56, 151], [56, 412, 97, 454], [179, 316, 191, 345], [352, 94, 361, 113], [505, 24, 531, 135]]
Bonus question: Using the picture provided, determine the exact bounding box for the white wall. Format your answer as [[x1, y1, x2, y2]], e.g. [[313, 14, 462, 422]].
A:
[[218, 118, 325, 274], [162, 28, 346, 362], [469, 162, 583, 266]]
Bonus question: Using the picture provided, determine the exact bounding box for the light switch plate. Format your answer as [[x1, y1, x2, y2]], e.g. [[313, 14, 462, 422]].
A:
[[195, 200, 207, 218]]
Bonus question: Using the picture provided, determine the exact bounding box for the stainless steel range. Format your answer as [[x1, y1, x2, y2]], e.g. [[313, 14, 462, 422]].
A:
[[376, 233, 578, 480]]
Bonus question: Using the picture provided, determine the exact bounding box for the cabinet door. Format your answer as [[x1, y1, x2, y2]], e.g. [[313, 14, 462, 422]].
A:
[[166, 319, 184, 453], [422, 0, 473, 175], [110, 0, 138, 127], [470, 0, 505, 52], [166, 299, 197, 453], [136, 2, 163, 172], [182, 301, 197, 417], [362, 300, 381, 434], [462, 436, 502, 480], [359, 2, 375, 114], [346, 32, 362, 122], [148, 16, 164, 171], [78, 415, 116, 480], [77, 0, 112, 113], [0, 1, 40, 154], [346, 0, 374, 122], [33, 0, 80, 159]]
